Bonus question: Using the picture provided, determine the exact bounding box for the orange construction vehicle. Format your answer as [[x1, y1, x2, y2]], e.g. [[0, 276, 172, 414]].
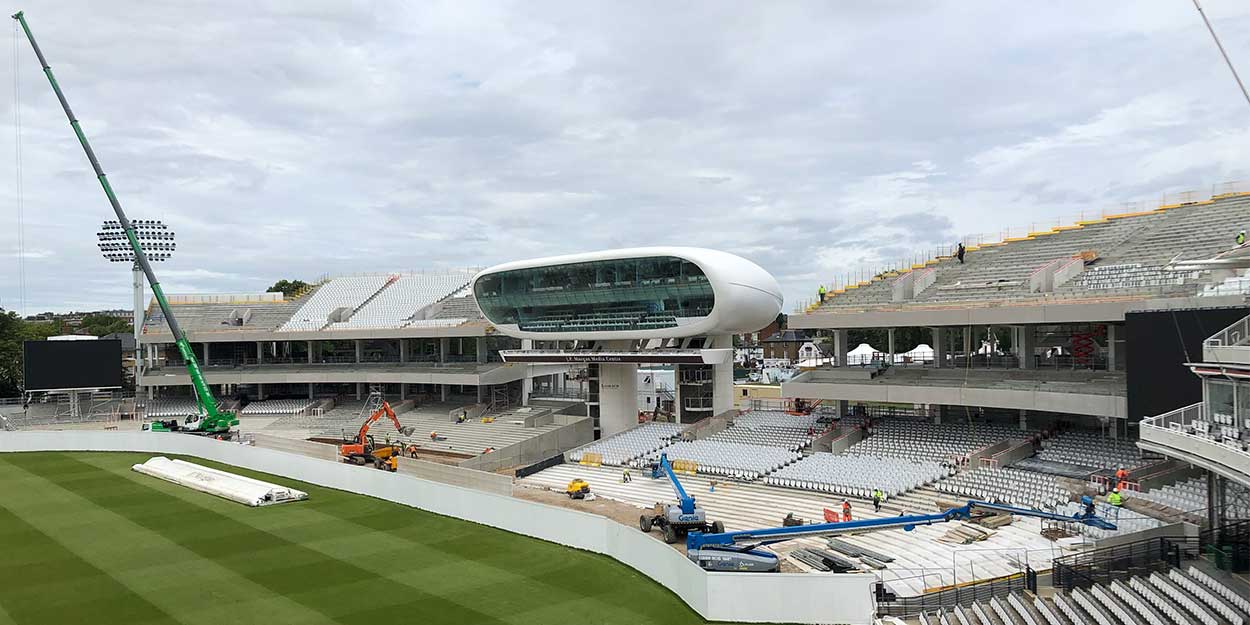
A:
[[339, 394, 415, 471]]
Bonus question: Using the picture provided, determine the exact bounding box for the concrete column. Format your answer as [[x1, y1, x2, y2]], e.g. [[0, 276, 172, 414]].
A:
[[440, 384, 449, 402], [203, 342, 211, 364], [306, 340, 314, 364], [1207, 471, 1221, 532], [257, 383, 266, 401], [1019, 409, 1028, 430], [598, 363, 638, 437], [887, 328, 896, 364], [355, 383, 363, 400], [1107, 324, 1118, 371], [256, 341, 264, 365], [476, 337, 488, 364], [476, 385, 484, 403], [399, 339, 408, 364], [712, 338, 735, 416], [399, 383, 407, 400], [439, 338, 450, 363], [354, 340, 363, 364], [307, 383, 314, 400], [962, 326, 972, 363], [831, 329, 848, 367], [1018, 326, 1036, 370], [931, 327, 946, 367], [522, 372, 533, 407]]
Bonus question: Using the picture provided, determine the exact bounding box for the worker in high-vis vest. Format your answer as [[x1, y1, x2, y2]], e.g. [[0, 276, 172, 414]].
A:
[[1108, 489, 1123, 507], [818, 284, 827, 302]]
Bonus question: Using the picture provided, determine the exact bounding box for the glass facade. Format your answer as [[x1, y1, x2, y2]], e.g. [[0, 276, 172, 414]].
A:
[[474, 256, 714, 333]]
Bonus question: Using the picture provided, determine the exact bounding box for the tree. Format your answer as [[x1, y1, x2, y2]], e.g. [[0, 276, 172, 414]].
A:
[[0, 310, 59, 397], [267, 279, 310, 298], [79, 314, 131, 337]]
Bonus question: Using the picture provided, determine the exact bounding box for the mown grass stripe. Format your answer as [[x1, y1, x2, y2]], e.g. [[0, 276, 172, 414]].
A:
[[0, 499, 176, 625], [39, 453, 509, 625], [0, 454, 335, 625]]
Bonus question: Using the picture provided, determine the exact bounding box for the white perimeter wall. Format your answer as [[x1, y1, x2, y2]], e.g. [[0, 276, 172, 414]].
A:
[[0, 431, 876, 624]]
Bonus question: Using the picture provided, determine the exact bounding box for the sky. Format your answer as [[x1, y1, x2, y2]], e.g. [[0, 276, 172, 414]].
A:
[[2, 1, 1250, 315]]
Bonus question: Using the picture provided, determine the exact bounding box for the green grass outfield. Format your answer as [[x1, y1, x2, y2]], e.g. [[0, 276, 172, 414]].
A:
[[0, 451, 720, 625]]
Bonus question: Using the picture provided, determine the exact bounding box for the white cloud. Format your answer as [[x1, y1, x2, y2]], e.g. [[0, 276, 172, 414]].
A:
[[2, 1, 1250, 315]]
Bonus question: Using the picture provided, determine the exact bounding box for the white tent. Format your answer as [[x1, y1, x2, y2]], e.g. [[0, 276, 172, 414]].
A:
[[846, 343, 880, 365], [896, 343, 935, 364]]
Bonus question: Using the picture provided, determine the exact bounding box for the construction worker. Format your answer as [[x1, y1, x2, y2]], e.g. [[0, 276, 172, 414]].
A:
[[1238, 230, 1246, 246], [872, 488, 883, 513], [1115, 466, 1129, 492], [1108, 489, 1123, 507], [841, 499, 852, 522], [1082, 495, 1096, 518], [622, 468, 632, 483], [818, 284, 827, 302]]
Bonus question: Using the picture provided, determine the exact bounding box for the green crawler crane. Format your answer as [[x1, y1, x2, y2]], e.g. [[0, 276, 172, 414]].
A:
[[13, 11, 238, 435]]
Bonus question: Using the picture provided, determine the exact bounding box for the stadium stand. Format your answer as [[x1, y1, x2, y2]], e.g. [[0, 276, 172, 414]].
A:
[[280, 275, 392, 331], [933, 467, 1070, 510], [632, 440, 800, 480], [238, 399, 316, 415], [1036, 430, 1145, 470], [144, 300, 300, 333], [139, 398, 222, 418], [567, 422, 683, 465], [916, 564, 1250, 625], [331, 271, 474, 330], [812, 192, 1250, 311], [847, 417, 1035, 464], [706, 410, 823, 451], [1127, 477, 1250, 519], [764, 452, 944, 498], [432, 294, 484, 320]]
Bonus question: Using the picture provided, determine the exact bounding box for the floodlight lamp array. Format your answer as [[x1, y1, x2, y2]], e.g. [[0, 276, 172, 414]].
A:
[[96, 219, 176, 263]]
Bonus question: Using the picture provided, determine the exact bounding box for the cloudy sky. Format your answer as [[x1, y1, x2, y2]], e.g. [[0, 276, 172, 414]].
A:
[[3, 1, 1250, 315]]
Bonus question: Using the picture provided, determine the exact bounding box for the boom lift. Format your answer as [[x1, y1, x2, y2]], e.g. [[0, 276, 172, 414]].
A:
[[339, 394, 415, 471], [684, 499, 1117, 572], [12, 12, 237, 436], [639, 453, 724, 544]]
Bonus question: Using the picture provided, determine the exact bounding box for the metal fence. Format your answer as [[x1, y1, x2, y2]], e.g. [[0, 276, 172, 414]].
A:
[[876, 569, 1031, 618]]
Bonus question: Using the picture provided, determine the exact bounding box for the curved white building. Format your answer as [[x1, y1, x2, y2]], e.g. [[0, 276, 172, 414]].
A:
[[473, 247, 783, 340], [475, 248, 783, 437]]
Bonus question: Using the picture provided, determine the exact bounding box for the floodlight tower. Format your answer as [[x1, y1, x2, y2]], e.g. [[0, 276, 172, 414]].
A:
[[97, 219, 175, 391]]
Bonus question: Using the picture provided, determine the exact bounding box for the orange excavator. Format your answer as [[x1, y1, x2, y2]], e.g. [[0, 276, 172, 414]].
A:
[[339, 395, 415, 472]]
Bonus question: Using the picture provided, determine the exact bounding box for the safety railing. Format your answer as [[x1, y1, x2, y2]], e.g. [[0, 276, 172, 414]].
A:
[[1205, 315, 1250, 348], [1052, 535, 1201, 591], [876, 569, 1031, 618]]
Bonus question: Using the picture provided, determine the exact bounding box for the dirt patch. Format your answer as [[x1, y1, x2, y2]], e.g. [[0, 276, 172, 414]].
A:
[[511, 483, 802, 572], [514, 484, 690, 554]]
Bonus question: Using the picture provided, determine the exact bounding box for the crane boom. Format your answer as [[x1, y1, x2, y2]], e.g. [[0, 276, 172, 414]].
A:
[[651, 453, 697, 514], [690, 500, 1120, 555], [11, 12, 235, 433], [354, 402, 411, 444]]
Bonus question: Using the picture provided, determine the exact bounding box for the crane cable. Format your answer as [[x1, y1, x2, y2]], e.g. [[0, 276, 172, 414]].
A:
[[11, 19, 26, 318], [1192, 0, 1250, 110]]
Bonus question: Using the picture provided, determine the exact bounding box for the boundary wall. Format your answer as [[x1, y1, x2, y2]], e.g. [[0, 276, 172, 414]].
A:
[[0, 431, 876, 624]]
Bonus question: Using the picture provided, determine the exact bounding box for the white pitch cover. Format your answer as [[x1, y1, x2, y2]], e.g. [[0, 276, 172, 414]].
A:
[[132, 456, 308, 506]]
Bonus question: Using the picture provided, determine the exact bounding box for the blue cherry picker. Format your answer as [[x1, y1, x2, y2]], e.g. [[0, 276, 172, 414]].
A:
[[13, 12, 238, 436], [684, 498, 1117, 572], [639, 453, 724, 544]]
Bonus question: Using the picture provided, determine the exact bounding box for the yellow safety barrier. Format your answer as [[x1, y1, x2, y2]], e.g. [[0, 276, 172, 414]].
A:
[[671, 459, 698, 475], [579, 452, 602, 467]]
